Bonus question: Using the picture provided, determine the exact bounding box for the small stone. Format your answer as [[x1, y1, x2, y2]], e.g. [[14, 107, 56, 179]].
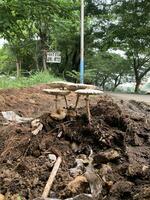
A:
[[0, 194, 5, 200], [48, 154, 57, 164], [93, 149, 120, 164]]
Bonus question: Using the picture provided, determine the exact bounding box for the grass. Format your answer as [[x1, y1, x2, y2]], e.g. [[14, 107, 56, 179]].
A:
[[0, 71, 62, 89]]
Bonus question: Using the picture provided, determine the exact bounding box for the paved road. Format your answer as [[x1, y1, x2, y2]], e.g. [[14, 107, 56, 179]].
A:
[[107, 92, 150, 105]]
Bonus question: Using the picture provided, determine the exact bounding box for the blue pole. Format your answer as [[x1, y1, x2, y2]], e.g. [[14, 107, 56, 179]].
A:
[[80, 0, 84, 84], [80, 59, 84, 84]]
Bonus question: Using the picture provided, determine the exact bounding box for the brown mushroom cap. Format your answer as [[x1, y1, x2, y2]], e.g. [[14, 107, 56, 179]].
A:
[[43, 89, 70, 96], [75, 89, 103, 95]]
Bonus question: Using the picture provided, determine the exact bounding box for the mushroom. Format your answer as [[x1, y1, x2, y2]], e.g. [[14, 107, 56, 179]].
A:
[[49, 81, 97, 91], [48, 81, 70, 89], [43, 89, 70, 110], [66, 83, 98, 91], [75, 89, 103, 122]]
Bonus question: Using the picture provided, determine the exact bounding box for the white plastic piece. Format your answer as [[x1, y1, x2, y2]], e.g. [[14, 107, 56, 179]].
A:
[[1, 111, 33, 123]]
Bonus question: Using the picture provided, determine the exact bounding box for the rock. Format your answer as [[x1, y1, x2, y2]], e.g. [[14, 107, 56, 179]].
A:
[[48, 154, 57, 164], [85, 164, 103, 199], [69, 158, 85, 177], [128, 163, 149, 177], [133, 186, 150, 200], [109, 181, 134, 199], [67, 175, 88, 193], [93, 149, 120, 164], [0, 194, 5, 200], [99, 164, 112, 175]]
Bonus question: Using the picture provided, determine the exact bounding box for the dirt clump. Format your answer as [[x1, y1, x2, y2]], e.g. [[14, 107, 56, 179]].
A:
[[0, 91, 150, 200]]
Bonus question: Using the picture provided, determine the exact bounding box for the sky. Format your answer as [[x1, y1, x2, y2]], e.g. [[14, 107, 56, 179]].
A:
[[0, 38, 6, 47]]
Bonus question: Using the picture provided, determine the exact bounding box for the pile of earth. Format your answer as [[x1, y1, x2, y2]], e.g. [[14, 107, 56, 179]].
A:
[[0, 95, 150, 200]]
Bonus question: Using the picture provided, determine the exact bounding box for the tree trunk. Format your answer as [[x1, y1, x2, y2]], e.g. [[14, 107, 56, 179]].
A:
[[16, 58, 20, 78], [100, 75, 108, 90], [42, 50, 47, 71], [134, 79, 141, 93], [39, 29, 48, 71], [35, 39, 39, 71], [112, 75, 122, 91], [35, 56, 39, 71]]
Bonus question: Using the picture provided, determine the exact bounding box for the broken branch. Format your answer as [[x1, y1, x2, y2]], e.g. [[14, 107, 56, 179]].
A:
[[42, 157, 62, 198]]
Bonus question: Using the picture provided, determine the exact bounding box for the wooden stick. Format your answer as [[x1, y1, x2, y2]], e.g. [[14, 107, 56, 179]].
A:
[[42, 157, 62, 198]]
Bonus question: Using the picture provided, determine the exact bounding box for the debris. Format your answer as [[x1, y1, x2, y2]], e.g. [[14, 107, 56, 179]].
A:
[[65, 194, 93, 200], [48, 154, 57, 165], [71, 142, 79, 153], [133, 186, 150, 200], [42, 157, 62, 198], [34, 193, 93, 200], [50, 109, 67, 120], [93, 149, 120, 164], [69, 159, 85, 177], [85, 164, 103, 199], [31, 119, 43, 135], [128, 163, 149, 177], [1, 111, 33, 123], [57, 131, 63, 138], [0, 92, 150, 200], [0, 194, 5, 200], [31, 119, 40, 126], [67, 175, 87, 193], [109, 181, 134, 199]]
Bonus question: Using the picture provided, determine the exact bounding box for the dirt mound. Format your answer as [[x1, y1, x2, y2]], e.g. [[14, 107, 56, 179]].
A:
[[0, 95, 150, 200]]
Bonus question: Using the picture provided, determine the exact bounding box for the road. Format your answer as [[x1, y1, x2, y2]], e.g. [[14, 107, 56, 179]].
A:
[[107, 92, 150, 105]]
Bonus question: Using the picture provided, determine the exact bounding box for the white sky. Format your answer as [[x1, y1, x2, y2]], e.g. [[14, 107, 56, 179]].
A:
[[0, 38, 6, 47], [108, 49, 126, 58]]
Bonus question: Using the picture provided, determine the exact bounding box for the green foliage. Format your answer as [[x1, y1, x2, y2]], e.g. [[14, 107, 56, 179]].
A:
[[94, 0, 150, 92], [66, 69, 96, 83], [86, 51, 131, 89], [0, 0, 150, 93], [0, 71, 62, 89], [0, 45, 16, 73]]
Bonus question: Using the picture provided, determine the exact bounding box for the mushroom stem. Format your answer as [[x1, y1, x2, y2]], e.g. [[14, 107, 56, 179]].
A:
[[74, 94, 80, 110], [55, 95, 58, 110], [85, 95, 91, 122], [64, 95, 68, 108]]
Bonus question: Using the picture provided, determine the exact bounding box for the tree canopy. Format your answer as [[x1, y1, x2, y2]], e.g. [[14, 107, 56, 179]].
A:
[[0, 0, 150, 92]]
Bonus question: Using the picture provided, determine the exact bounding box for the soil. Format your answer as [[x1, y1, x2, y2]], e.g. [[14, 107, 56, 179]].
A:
[[0, 84, 150, 200]]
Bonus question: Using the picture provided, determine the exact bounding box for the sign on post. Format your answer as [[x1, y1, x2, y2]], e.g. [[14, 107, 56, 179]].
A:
[[47, 52, 61, 63]]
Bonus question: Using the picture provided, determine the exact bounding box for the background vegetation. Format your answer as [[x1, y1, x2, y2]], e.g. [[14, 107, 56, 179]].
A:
[[0, 0, 150, 92]]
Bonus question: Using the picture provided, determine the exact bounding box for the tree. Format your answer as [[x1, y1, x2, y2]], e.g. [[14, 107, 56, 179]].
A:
[[94, 0, 150, 92], [86, 52, 131, 90], [0, 0, 77, 74]]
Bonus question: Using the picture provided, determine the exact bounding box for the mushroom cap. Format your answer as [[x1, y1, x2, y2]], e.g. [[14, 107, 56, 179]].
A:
[[43, 89, 70, 96], [49, 81, 97, 91], [75, 89, 103, 95], [67, 83, 97, 91], [49, 81, 70, 88]]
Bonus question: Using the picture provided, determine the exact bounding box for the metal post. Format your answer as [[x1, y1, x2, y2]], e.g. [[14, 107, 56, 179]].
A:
[[80, 0, 84, 84]]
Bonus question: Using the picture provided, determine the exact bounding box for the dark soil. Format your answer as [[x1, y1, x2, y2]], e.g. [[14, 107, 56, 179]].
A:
[[0, 86, 150, 200]]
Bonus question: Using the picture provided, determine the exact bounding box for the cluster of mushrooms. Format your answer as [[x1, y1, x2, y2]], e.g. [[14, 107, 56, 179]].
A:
[[43, 81, 103, 122]]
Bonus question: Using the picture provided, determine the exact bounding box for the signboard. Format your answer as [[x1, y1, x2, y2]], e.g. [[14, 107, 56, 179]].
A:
[[47, 51, 61, 63]]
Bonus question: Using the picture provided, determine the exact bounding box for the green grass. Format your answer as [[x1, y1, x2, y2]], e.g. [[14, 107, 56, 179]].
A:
[[0, 71, 62, 89]]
